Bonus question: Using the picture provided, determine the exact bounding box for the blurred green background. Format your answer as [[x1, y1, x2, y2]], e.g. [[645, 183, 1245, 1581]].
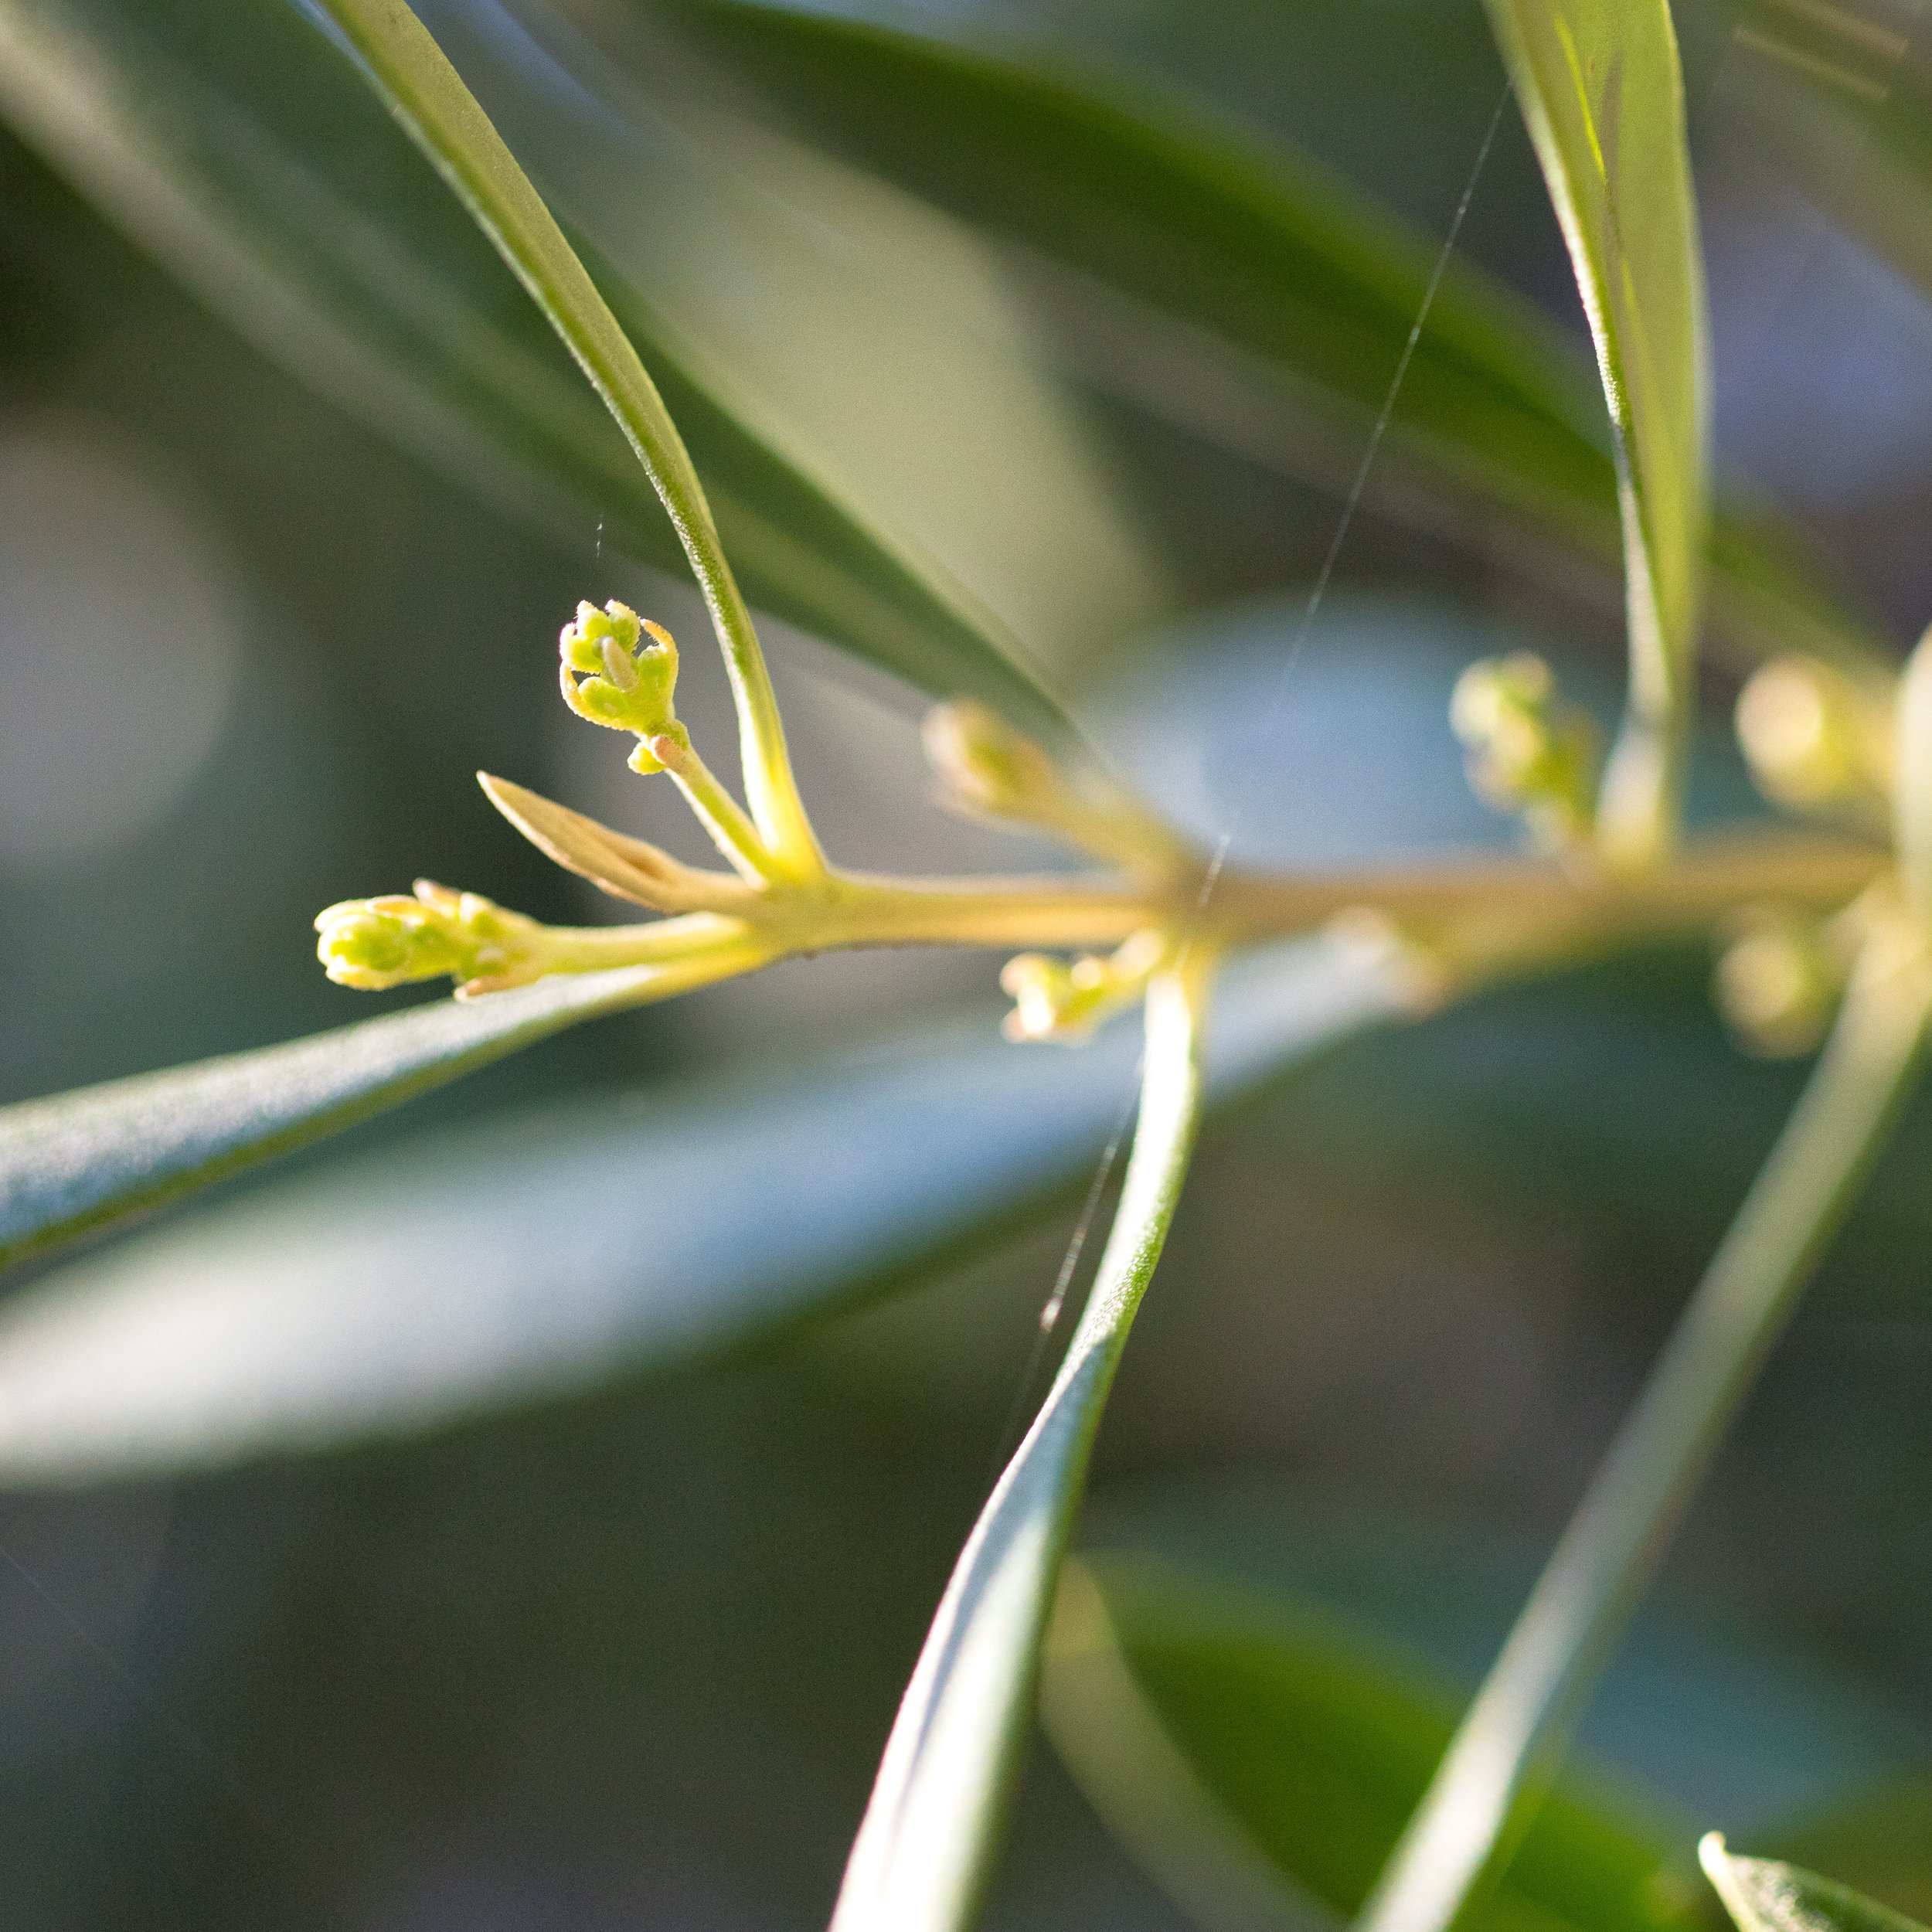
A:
[[3, 0, 1932, 1925]]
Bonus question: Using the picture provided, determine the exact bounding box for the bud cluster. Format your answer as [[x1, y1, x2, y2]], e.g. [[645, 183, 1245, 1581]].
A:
[[999, 930, 1167, 1044], [315, 881, 545, 998], [559, 600, 685, 774], [1450, 653, 1597, 852]]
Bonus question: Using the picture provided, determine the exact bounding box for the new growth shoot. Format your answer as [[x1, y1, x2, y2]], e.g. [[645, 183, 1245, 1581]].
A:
[[314, 598, 1887, 1045], [306, 0, 1886, 1077], [288, 16, 1924, 1932]]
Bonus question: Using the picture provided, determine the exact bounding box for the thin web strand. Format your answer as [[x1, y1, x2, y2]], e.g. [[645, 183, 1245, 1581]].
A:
[[997, 87, 1507, 1458], [0, 1536, 303, 1867], [984, 1080, 1140, 1481], [1215, 83, 1509, 897]]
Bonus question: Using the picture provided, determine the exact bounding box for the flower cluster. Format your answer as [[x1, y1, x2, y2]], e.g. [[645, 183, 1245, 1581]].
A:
[[315, 881, 545, 998], [558, 599, 685, 774]]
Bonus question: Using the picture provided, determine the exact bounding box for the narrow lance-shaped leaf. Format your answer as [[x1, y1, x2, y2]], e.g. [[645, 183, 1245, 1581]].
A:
[[1066, 1495, 1930, 1841], [0, 939, 1400, 1472], [1702, 1834, 1932, 1932], [311, 0, 828, 865], [1481, 0, 1710, 864], [421, 0, 1170, 685], [1043, 1559, 1335, 1932], [0, 967, 665, 1274], [1355, 920, 1932, 1932], [0, 0, 1078, 751], [1768, 1778, 1932, 1923], [830, 963, 1209, 1932], [646, 0, 1878, 682]]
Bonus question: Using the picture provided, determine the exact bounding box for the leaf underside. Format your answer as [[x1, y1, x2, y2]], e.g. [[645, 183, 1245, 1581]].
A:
[[0, 940, 1399, 1477]]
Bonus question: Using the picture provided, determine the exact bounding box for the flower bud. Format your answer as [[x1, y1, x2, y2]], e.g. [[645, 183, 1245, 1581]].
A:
[[1713, 910, 1842, 1057], [1736, 656, 1892, 821], [999, 930, 1165, 1043], [924, 699, 1193, 874], [923, 700, 1061, 819], [315, 880, 544, 995], [559, 600, 685, 772], [1450, 652, 1596, 849], [1000, 954, 1082, 1043]]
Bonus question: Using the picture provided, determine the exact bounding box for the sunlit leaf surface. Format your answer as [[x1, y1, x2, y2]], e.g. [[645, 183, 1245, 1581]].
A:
[[1481, 0, 1709, 857], [830, 971, 1206, 1932], [0, 940, 1398, 1481], [0, 968, 660, 1273], [0, 0, 1079, 744], [1703, 1835, 1932, 1932], [1771, 1782, 1932, 1925], [408, 0, 1171, 682]]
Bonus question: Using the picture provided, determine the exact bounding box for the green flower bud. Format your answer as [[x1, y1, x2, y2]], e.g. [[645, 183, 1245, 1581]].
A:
[[1736, 656, 1892, 821], [558, 600, 685, 772], [1000, 953, 1083, 1043], [923, 699, 1192, 873], [560, 598, 641, 674], [1713, 909, 1844, 1057], [999, 931, 1165, 1043], [1450, 652, 1597, 850], [315, 881, 544, 995], [923, 700, 1062, 818]]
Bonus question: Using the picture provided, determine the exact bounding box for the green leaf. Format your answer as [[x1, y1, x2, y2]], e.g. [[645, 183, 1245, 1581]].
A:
[[1768, 1781, 1932, 1924], [1043, 1552, 1699, 1932], [830, 969, 1208, 1932], [0, 0, 1077, 748], [0, 939, 1399, 1477], [1702, 1834, 1932, 1932], [648, 0, 1878, 680], [315, 0, 830, 866], [1713, 0, 1932, 311], [419, 0, 1170, 686], [1355, 927, 1932, 1932], [0, 968, 662, 1274], [1068, 1492, 1923, 1836], [1480, 0, 1709, 862]]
